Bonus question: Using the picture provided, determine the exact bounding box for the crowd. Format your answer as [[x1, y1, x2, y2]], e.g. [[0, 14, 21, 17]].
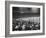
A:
[[12, 20, 40, 31]]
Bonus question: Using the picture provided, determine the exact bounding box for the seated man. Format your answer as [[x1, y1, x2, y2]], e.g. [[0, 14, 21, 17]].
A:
[[21, 23, 26, 30], [15, 25, 19, 31]]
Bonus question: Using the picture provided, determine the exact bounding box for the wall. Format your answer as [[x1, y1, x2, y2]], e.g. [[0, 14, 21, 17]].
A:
[[0, 0, 46, 38]]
